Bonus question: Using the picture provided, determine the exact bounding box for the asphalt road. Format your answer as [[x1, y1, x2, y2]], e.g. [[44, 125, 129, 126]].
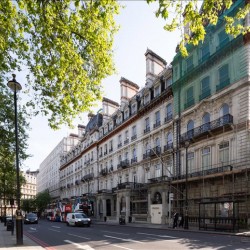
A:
[[23, 219, 250, 250]]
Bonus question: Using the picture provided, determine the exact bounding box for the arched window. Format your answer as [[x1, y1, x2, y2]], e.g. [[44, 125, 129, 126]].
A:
[[187, 120, 194, 138], [220, 104, 229, 117], [202, 113, 210, 132]]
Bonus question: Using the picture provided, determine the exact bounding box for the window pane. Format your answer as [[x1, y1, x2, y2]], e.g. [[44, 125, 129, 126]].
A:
[[187, 120, 194, 131], [187, 56, 193, 68], [201, 77, 209, 92], [202, 113, 210, 124], [167, 104, 172, 116], [202, 44, 209, 58], [187, 87, 193, 101], [219, 65, 228, 82], [219, 31, 228, 44], [167, 133, 172, 143], [220, 104, 229, 116]]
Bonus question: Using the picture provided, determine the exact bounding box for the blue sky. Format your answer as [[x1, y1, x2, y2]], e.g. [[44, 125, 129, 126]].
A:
[[21, 1, 182, 171]]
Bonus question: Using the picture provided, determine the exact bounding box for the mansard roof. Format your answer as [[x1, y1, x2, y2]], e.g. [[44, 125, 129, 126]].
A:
[[85, 113, 103, 134]]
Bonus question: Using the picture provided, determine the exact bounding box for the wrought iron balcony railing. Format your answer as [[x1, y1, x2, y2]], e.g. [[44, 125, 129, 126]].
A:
[[109, 147, 113, 153], [184, 98, 194, 109], [216, 78, 230, 92], [131, 157, 137, 164], [81, 173, 94, 181], [75, 180, 80, 185], [153, 120, 161, 128], [199, 88, 211, 101], [144, 126, 150, 134], [150, 146, 161, 156], [117, 159, 130, 169], [148, 176, 170, 183], [124, 138, 129, 144], [143, 151, 151, 159], [118, 142, 122, 148], [164, 114, 172, 123], [164, 143, 173, 152], [99, 168, 108, 176], [98, 189, 113, 194], [131, 134, 137, 141], [180, 114, 233, 143]]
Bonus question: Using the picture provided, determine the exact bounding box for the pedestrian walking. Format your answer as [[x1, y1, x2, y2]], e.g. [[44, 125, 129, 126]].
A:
[[179, 214, 184, 227], [173, 210, 179, 229]]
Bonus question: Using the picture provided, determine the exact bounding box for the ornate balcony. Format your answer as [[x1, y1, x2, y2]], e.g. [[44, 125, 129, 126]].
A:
[[98, 189, 113, 194], [153, 120, 161, 128], [117, 159, 130, 169], [81, 173, 94, 181], [124, 138, 129, 144], [143, 151, 150, 159], [199, 88, 211, 101], [164, 114, 172, 123], [131, 134, 137, 141], [144, 126, 150, 134], [148, 176, 170, 183], [180, 114, 233, 143], [216, 78, 230, 92], [150, 146, 161, 156], [184, 98, 194, 109], [131, 157, 137, 164], [164, 143, 173, 152], [100, 168, 108, 176]]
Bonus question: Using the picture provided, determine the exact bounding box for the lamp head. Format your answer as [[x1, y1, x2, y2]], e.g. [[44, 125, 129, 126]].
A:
[[7, 74, 22, 92], [185, 140, 190, 148]]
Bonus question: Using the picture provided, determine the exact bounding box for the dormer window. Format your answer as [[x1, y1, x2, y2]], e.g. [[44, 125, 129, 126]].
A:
[[124, 110, 129, 120], [166, 78, 172, 87], [118, 115, 122, 124], [155, 85, 160, 97], [132, 104, 136, 114]]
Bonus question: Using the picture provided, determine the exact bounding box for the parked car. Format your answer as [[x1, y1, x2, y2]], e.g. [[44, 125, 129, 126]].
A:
[[66, 212, 91, 227], [24, 213, 38, 224]]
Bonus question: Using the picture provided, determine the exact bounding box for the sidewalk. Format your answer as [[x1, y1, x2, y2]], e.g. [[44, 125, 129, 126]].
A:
[[0, 221, 43, 250], [92, 218, 250, 237]]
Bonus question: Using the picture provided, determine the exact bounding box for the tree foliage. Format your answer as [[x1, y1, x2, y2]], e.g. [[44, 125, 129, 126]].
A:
[[34, 190, 51, 212], [0, 0, 120, 129], [147, 0, 250, 57], [21, 198, 36, 213]]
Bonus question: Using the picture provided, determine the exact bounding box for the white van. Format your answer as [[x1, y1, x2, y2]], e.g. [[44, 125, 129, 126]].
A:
[[66, 213, 91, 227]]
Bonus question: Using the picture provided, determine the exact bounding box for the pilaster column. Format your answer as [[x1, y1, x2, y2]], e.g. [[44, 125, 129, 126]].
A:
[[147, 191, 151, 223], [125, 195, 130, 223], [111, 198, 114, 216], [116, 196, 120, 221], [161, 189, 167, 224], [103, 198, 107, 217]]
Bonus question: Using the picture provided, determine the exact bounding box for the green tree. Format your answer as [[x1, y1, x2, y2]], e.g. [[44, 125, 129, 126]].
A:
[[0, 0, 120, 129], [34, 190, 51, 213], [147, 0, 250, 57], [21, 198, 36, 213]]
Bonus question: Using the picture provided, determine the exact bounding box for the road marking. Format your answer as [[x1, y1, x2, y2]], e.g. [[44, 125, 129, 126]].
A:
[[49, 228, 60, 232], [102, 230, 129, 235], [111, 244, 134, 250], [51, 226, 60, 228], [146, 236, 179, 242], [30, 227, 36, 230], [137, 232, 177, 239], [64, 240, 94, 250], [68, 233, 90, 240], [103, 235, 145, 244]]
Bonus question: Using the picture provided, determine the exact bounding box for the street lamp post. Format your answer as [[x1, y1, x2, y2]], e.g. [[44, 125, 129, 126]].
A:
[[184, 140, 190, 230], [7, 74, 23, 245]]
